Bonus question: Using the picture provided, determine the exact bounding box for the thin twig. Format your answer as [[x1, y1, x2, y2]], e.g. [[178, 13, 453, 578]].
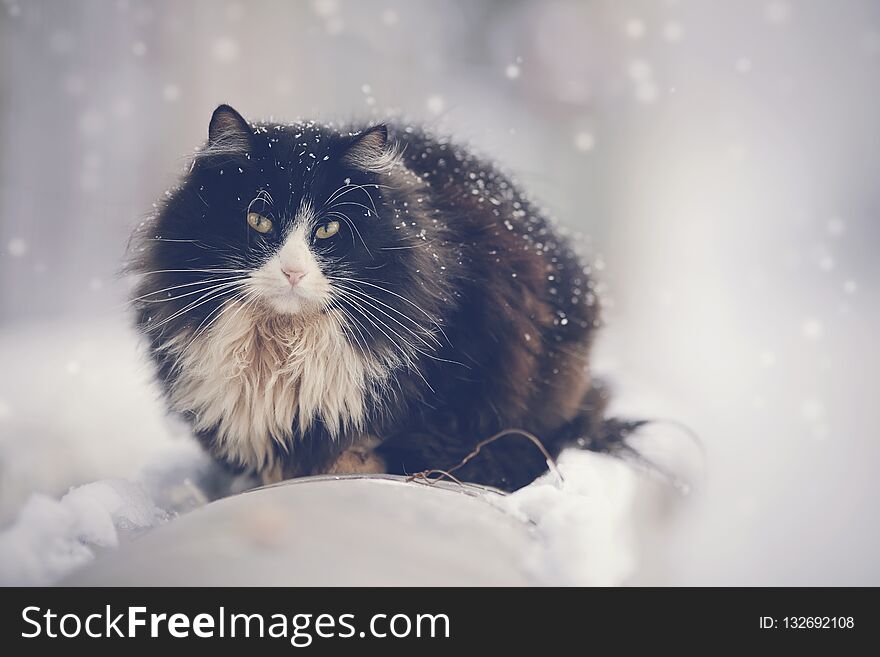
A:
[[406, 469, 466, 487], [405, 427, 564, 487], [450, 428, 564, 483]]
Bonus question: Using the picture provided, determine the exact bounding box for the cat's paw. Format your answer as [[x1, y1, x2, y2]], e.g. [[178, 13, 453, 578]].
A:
[[327, 446, 386, 475], [259, 461, 285, 486]]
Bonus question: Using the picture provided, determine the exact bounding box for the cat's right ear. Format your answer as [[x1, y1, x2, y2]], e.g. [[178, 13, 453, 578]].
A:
[[208, 104, 252, 150]]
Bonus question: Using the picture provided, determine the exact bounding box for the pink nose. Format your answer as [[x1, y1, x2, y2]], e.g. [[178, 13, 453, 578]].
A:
[[282, 267, 307, 286]]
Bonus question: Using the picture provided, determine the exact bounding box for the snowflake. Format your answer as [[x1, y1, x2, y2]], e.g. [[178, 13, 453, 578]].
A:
[[212, 37, 239, 63], [7, 238, 27, 257], [162, 84, 180, 103], [625, 18, 646, 40], [801, 318, 823, 340], [426, 95, 445, 115], [663, 21, 684, 43], [574, 132, 595, 152], [826, 217, 845, 236]]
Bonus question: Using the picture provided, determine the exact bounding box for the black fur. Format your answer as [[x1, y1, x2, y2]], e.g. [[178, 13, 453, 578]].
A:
[[128, 105, 631, 491]]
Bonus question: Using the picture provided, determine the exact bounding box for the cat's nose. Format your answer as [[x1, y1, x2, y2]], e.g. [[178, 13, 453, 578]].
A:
[[281, 267, 307, 287]]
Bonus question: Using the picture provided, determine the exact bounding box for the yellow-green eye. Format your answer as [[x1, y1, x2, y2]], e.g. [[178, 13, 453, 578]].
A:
[[315, 221, 340, 239], [247, 212, 273, 234]]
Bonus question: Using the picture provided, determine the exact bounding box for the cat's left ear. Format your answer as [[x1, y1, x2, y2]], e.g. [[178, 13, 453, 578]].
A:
[[208, 104, 252, 150], [341, 125, 398, 173]]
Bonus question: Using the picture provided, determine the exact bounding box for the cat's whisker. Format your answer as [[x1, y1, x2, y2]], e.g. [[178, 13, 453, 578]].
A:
[[179, 300, 243, 356], [136, 280, 248, 305], [136, 268, 251, 276], [329, 306, 371, 368], [131, 275, 249, 303], [144, 282, 247, 334], [334, 287, 466, 368], [164, 290, 257, 374], [185, 287, 261, 352], [322, 187, 380, 221], [379, 240, 435, 251], [325, 200, 377, 218], [332, 283, 442, 347], [254, 188, 274, 205], [331, 276, 450, 345], [189, 294, 264, 367], [332, 287, 436, 351], [331, 305, 402, 402], [143, 237, 243, 254], [322, 211, 373, 258], [323, 182, 387, 211], [147, 238, 213, 247], [247, 190, 275, 217], [218, 288, 263, 333], [199, 285, 256, 326], [185, 297, 235, 347], [333, 292, 416, 362], [323, 182, 357, 207], [353, 184, 381, 216], [319, 211, 358, 251], [330, 290, 438, 390]]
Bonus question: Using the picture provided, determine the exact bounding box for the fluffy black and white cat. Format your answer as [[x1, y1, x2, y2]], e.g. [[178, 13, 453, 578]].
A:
[[128, 105, 634, 491]]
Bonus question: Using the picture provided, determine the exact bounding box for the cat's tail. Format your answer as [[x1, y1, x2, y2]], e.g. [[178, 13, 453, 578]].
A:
[[549, 382, 644, 453], [554, 384, 703, 493]]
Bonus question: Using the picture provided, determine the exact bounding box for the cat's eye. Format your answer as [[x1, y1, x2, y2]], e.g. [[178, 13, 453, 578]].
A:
[[315, 221, 340, 240], [246, 212, 273, 234]]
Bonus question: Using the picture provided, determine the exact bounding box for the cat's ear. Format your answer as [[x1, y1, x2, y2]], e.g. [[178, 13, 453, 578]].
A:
[[341, 125, 398, 173], [208, 104, 252, 150]]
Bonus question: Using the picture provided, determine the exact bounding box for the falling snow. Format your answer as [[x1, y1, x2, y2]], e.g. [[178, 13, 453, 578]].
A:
[[212, 37, 239, 62], [426, 95, 445, 115], [162, 83, 181, 102], [381, 9, 399, 26], [765, 1, 792, 25], [663, 21, 685, 43], [827, 217, 845, 236], [505, 62, 521, 79], [624, 18, 646, 40], [7, 238, 27, 257], [802, 318, 823, 340], [736, 57, 753, 74], [574, 131, 595, 152], [0, 0, 877, 588]]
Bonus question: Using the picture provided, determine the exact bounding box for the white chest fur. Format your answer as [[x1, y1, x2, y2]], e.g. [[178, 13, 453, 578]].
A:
[[165, 304, 382, 472]]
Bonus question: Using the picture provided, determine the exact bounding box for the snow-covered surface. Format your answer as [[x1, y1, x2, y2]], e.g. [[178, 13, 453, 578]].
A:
[[0, 316, 679, 586], [2, 2, 878, 585], [0, 479, 165, 586], [495, 451, 643, 586], [64, 477, 534, 586]]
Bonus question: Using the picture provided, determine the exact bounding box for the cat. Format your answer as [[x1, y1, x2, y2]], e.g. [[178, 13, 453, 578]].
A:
[[128, 104, 637, 491]]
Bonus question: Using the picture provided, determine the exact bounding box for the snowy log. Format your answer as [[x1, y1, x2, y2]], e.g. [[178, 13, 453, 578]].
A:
[[64, 476, 533, 586], [58, 452, 669, 586]]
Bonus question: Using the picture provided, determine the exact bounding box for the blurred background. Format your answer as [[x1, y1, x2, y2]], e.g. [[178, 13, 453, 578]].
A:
[[0, 0, 877, 585]]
